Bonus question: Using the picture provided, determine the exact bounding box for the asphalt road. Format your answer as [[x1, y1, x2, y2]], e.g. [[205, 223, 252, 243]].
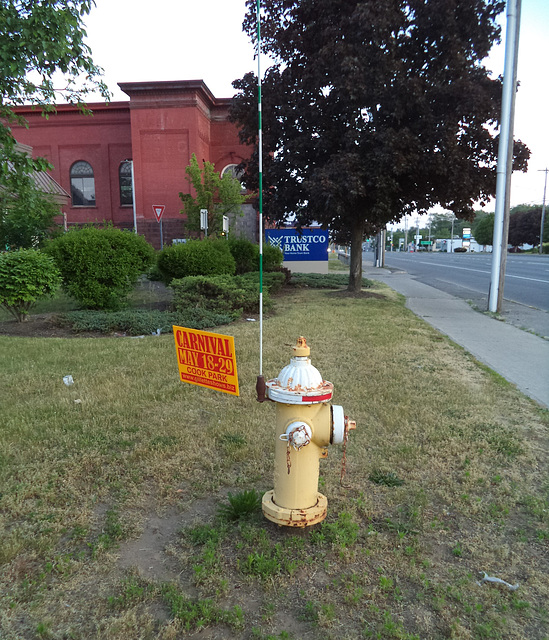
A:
[[373, 251, 549, 338], [382, 252, 549, 311]]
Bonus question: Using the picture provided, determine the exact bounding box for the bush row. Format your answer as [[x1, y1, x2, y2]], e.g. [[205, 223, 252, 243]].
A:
[[157, 237, 284, 284], [1, 229, 285, 322], [55, 308, 234, 336]]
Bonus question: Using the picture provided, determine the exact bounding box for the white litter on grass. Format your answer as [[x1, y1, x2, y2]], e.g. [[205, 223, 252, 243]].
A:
[[63, 375, 74, 386], [477, 572, 519, 591], [74, 399, 82, 404], [246, 318, 256, 322], [130, 335, 145, 339], [151, 328, 161, 335]]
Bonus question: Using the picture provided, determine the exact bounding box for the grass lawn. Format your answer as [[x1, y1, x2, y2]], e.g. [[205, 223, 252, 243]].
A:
[[0, 267, 548, 639]]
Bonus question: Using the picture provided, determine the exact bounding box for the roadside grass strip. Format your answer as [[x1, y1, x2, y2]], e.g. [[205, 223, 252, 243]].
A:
[[0, 285, 548, 639]]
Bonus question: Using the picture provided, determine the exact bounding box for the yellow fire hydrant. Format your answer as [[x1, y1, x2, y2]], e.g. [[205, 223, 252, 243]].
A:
[[261, 337, 356, 527]]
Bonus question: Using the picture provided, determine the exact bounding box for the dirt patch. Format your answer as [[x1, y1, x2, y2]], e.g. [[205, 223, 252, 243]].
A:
[[0, 314, 101, 339]]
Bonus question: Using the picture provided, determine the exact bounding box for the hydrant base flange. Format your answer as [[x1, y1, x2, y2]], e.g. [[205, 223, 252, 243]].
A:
[[262, 490, 328, 528]]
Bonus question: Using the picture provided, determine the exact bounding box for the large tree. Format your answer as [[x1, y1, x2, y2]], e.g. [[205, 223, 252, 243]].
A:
[[0, 1, 109, 204], [230, 0, 529, 291], [508, 207, 547, 249]]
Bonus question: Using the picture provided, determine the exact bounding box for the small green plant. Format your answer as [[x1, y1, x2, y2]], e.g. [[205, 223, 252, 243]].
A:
[[369, 470, 405, 487], [108, 575, 149, 610], [452, 542, 463, 557], [217, 489, 263, 522], [319, 511, 359, 548], [0, 249, 61, 321]]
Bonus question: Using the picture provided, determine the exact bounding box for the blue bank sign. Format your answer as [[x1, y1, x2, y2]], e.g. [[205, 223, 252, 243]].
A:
[[265, 228, 329, 262]]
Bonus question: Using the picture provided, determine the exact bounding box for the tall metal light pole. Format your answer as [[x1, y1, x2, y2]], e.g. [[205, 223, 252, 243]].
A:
[[489, 0, 522, 313], [539, 168, 548, 254]]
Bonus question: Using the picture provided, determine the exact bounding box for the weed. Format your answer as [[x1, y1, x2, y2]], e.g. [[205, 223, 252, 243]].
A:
[[108, 575, 150, 610], [241, 551, 280, 578], [369, 469, 405, 487], [161, 584, 244, 631], [316, 511, 359, 548], [217, 489, 263, 522], [452, 542, 463, 557]]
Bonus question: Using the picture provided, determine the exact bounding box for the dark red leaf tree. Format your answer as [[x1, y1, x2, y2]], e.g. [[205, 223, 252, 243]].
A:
[[230, 0, 529, 291]]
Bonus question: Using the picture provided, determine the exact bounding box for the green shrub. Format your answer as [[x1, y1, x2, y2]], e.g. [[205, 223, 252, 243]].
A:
[[55, 308, 233, 335], [157, 239, 235, 283], [0, 249, 61, 321], [45, 228, 155, 310], [171, 274, 270, 318], [262, 243, 284, 271], [228, 237, 259, 274], [238, 271, 285, 294]]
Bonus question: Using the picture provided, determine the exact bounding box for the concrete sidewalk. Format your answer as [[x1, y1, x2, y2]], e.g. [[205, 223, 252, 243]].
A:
[[362, 264, 549, 409]]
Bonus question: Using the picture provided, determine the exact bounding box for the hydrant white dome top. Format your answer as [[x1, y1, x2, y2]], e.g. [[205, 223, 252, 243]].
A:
[[266, 337, 334, 405]]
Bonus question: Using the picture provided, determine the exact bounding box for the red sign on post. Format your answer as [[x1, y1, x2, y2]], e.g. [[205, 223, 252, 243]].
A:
[[152, 205, 165, 223]]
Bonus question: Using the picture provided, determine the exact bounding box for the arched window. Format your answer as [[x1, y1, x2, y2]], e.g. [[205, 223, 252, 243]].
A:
[[70, 161, 95, 206], [119, 161, 133, 206], [221, 164, 245, 193]]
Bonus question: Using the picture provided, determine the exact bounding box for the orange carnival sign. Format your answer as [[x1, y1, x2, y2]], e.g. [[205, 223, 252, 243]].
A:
[[173, 326, 239, 396]]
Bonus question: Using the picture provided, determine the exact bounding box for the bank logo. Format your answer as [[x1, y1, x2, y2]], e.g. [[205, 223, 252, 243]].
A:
[[268, 236, 283, 249]]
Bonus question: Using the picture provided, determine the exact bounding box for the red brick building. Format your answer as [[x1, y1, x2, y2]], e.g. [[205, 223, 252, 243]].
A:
[[13, 80, 254, 248]]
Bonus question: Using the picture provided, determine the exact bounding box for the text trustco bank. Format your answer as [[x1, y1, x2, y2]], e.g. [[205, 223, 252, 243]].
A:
[[265, 227, 329, 274]]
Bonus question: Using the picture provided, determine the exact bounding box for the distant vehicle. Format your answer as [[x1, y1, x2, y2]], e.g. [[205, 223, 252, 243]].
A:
[[454, 247, 467, 253]]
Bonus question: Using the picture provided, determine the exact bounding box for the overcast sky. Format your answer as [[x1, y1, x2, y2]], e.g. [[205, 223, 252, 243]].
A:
[[84, 0, 548, 212]]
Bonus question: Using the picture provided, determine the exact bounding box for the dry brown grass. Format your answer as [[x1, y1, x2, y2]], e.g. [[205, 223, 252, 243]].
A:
[[0, 282, 547, 639]]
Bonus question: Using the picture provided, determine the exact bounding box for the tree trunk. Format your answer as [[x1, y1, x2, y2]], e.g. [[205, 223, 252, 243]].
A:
[[348, 218, 365, 292]]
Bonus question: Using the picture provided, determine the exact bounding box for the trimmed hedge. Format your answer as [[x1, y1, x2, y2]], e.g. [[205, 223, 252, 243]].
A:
[[171, 274, 277, 318], [45, 227, 155, 310], [157, 239, 236, 283], [55, 308, 233, 336]]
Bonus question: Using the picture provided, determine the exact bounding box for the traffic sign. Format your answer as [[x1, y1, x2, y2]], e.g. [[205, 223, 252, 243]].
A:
[[173, 326, 239, 396], [152, 205, 165, 223]]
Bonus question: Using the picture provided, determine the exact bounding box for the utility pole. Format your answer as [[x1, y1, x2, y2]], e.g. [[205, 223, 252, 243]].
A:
[[539, 168, 548, 254], [489, 0, 521, 313]]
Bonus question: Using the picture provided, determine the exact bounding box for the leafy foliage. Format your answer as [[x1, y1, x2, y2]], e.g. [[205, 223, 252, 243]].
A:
[[171, 274, 274, 318], [157, 239, 236, 284], [228, 236, 259, 274], [508, 207, 546, 248], [179, 153, 247, 237], [45, 227, 155, 310], [0, 1, 109, 189], [473, 212, 495, 246], [0, 147, 61, 250], [231, 0, 530, 290], [0, 249, 61, 321]]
